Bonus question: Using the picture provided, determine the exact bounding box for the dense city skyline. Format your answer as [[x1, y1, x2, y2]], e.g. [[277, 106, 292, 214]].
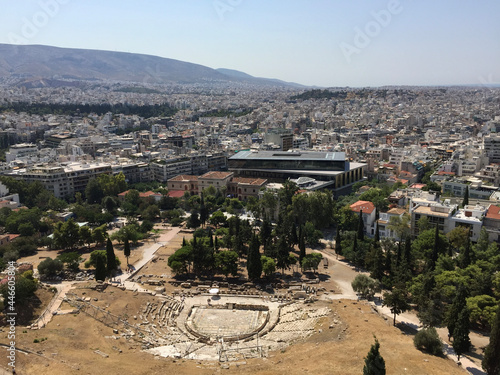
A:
[[1, 0, 499, 87]]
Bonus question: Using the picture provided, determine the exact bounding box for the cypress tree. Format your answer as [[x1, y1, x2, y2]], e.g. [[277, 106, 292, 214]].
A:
[[403, 236, 412, 269], [395, 241, 402, 268], [199, 192, 207, 227], [260, 217, 272, 253], [247, 233, 262, 280], [363, 336, 386, 375], [384, 246, 392, 276], [299, 225, 306, 264], [462, 186, 469, 208], [123, 238, 131, 266], [459, 237, 472, 269], [374, 223, 380, 243], [276, 236, 290, 273], [95, 254, 106, 281], [106, 238, 117, 276], [453, 307, 471, 362], [291, 224, 298, 245], [429, 224, 440, 271], [483, 303, 500, 375], [370, 243, 385, 281], [447, 283, 468, 339], [335, 229, 342, 256], [182, 236, 187, 247], [357, 210, 365, 240]]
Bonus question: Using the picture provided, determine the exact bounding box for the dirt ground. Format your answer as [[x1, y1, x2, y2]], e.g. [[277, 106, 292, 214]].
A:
[[0, 229, 470, 374], [0, 286, 466, 375]]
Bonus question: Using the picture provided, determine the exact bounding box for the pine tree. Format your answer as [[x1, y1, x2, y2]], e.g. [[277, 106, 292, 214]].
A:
[[106, 238, 117, 276], [453, 307, 471, 362], [358, 210, 365, 241], [247, 233, 262, 280], [383, 288, 410, 326], [447, 283, 468, 339], [299, 225, 306, 264], [335, 229, 342, 256], [95, 254, 106, 281], [462, 186, 469, 207], [363, 336, 386, 375], [123, 238, 131, 266], [483, 303, 500, 375]]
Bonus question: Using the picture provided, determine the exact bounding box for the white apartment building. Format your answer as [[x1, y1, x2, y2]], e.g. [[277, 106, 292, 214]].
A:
[[377, 208, 407, 239], [151, 157, 192, 182], [449, 205, 487, 242], [6, 162, 112, 199], [5, 143, 38, 163]]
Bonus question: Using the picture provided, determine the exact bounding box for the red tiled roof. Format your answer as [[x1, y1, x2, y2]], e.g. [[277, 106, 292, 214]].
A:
[[410, 183, 426, 189], [437, 171, 455, 175], [139, 191, 161, 198], [350, 200, 375, 214], [199, 171, 233, 179], [486, 205, 500, 220], [168, 190, 185, 198]]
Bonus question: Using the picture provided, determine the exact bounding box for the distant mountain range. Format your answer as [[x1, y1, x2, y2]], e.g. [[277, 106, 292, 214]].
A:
[[0, 44, 305, 88]]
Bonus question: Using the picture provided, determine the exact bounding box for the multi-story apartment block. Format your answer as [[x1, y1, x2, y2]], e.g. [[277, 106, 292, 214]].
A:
[[112, 162, 152, 184], [377, 208, 407, 239], [449, 205, 487, 242], [410, 201, 457, 237], [6, 162, 111, 199], [151, 157, 192, 182], [5, 143, 38, 163], [483, 134, 500, 163], [483, 204, 500, 242], [477, 164, 500, 187]]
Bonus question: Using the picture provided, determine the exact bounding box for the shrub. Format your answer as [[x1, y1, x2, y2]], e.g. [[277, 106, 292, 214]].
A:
[[414, 327, 443, 356], [37, 258, 63, 277], [351, 274, 380, 299], [170, 217, 183, 227]]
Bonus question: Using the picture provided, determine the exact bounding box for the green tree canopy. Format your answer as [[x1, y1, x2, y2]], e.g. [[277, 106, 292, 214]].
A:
[[363, 336, 386, 375]]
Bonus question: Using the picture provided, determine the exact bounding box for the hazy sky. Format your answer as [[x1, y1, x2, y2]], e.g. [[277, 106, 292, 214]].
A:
[[1, 0, 499, 87]]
